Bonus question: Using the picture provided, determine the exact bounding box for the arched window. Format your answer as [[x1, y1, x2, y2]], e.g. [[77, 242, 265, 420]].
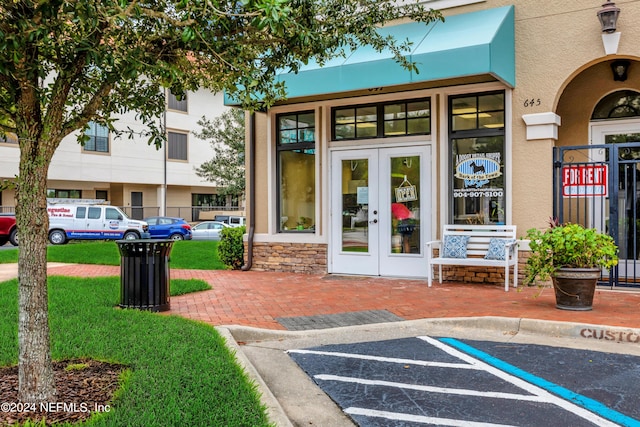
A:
[[592, 90, 640, 120]]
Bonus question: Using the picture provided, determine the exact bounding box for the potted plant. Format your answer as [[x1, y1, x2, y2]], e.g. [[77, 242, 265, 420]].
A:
[[296, 217, 307, 230], [524, 219, 618, 311]]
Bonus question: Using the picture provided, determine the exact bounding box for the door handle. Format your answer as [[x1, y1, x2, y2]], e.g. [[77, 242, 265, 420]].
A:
[[369, 219, 378, 224]]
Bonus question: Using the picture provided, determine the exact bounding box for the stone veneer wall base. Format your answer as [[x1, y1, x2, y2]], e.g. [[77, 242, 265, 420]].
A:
[[245, 242, 531, 286], [245, 241, 328, 275]]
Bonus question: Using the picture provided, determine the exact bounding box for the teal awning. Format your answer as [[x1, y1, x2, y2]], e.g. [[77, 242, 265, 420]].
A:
[[225, 5, 514, 105]]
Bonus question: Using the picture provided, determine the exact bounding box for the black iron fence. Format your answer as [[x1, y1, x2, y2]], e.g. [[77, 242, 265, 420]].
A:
[[120, 206, 243, 222], [554, 143, 640, 288], [0, 205, 243, 223]]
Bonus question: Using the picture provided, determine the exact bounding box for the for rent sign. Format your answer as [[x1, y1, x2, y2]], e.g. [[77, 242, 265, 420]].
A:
[[562, 164, 608, 197]]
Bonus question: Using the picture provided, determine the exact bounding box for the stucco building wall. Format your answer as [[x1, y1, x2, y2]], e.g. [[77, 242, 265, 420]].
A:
[[0, 89, 233, 220], [242, 0, 640, 280]]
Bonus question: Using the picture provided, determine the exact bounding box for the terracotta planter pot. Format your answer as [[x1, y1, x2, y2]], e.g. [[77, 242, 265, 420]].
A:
[[552, 267, 600, 311]]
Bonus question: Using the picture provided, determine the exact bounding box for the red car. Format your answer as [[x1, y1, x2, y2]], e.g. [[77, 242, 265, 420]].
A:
[[0, 214, 18, 246]]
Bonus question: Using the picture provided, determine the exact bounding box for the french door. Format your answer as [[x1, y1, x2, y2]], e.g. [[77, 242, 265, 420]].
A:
[[330, 146, 431, 277]]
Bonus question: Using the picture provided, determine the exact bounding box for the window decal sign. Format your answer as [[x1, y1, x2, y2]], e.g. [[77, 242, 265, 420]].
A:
[[454, 153, 503, 198]]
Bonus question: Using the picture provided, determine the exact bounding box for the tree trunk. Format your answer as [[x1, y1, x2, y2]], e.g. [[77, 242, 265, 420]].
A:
[[16, 151, 56, 403]]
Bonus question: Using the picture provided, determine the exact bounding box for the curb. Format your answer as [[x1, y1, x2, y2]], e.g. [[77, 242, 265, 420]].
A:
[[518, 318, 640, 344], [216, 326, 294, 427], [223, 316, 640, 346]]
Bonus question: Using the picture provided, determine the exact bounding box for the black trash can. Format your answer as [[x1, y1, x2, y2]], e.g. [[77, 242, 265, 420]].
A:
[[116, 239, 174, 312]]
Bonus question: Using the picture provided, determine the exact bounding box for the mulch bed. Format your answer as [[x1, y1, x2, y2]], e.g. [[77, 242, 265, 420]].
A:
[[0, 359, 125, 426]]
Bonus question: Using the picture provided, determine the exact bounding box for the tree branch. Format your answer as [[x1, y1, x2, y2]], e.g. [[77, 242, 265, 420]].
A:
[[60, 80, 113, 137]]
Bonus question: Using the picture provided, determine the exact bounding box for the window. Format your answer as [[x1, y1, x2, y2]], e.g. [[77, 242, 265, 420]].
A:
[[191, 193, 238, 208], [384, 100, 431, 136], [84, 122, 109, 153], [449, 91, 506, 225], [76, 207, 86, 219], [88, 207, 101, 219], [277, 111, 316, 232], [592, 90, 640, 119], [334, 106, 377, 139], [47, 189, 82, 199], [168, 91, 188, 112], [95, 190, 108, 202], [191, 193, 240, 221], [168, 131, 188, 160], [193, 193, 224, 208], [451, 93, 504, 131], [105, 208, 121, 220], [332, 99, 430, 140]]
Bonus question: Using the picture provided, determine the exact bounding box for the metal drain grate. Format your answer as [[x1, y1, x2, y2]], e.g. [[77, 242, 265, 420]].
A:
[[277, 310, 404, 331]]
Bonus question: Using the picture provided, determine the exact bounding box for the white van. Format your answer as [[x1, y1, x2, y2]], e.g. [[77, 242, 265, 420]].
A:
[[47, 204, 149, 245], [213, 215, 246, 228]]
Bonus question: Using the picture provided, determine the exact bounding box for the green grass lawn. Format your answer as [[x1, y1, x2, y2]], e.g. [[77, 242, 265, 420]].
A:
[[0, 276, 271, 426], [0, 240, 268, 425], [170, 278, 212, 296], [0, 240, 227, 270]]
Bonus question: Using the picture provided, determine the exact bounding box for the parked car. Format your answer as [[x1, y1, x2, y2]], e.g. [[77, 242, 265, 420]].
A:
[[213, 215, 246, 228], [0, 214, 18, 246], [191, 221, 230, 240], [144, 216, 192, 240]]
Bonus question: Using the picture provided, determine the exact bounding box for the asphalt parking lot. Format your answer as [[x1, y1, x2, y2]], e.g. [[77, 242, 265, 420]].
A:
[[226, 318, 640, 427], [289, 336, 640, 426]]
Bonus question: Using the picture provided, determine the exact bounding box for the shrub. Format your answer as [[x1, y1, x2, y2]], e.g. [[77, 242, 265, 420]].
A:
[[217, 226, 246, 269]]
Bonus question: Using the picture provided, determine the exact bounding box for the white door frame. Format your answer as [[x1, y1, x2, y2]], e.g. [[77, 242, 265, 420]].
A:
[[329, 145, 431, 277]]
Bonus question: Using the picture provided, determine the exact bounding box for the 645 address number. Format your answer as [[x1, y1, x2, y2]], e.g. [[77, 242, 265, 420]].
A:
[[523, 98, 541, 107]]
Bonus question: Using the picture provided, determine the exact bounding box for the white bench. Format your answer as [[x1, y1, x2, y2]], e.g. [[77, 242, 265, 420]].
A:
[[426, 224, 518, 292]]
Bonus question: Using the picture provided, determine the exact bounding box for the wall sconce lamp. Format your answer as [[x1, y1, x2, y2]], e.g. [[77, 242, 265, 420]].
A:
[[611, 60, 630, 81], [598, 2, 621, 55], [597, 2, 621, 33]]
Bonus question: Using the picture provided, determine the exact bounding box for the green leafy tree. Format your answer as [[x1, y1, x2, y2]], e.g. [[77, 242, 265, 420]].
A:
[[194, 109, 245, 197], [0, 0, 442, 404]]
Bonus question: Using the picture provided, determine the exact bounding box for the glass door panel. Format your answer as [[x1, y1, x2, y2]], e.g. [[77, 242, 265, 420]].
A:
[[379, 146, 430, 277], [331, 150, 379, 276], [389, 155, 421, 254], [340, 158, 370, 253]]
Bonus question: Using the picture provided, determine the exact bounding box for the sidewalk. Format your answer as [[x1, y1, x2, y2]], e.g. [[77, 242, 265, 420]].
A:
[[31, 263, 640, 331]]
